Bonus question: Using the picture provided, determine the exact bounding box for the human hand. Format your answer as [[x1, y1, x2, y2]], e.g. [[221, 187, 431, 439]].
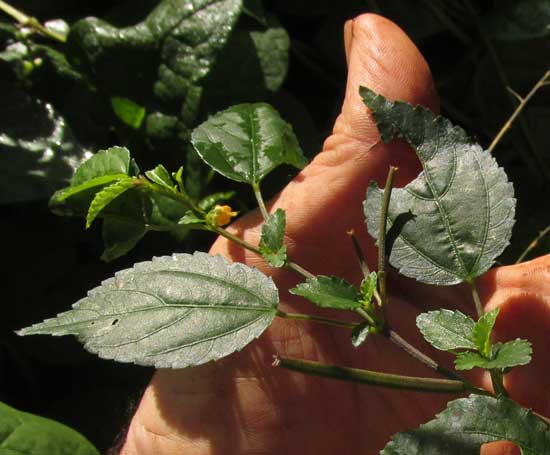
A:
[[121, 14, 550, 455]]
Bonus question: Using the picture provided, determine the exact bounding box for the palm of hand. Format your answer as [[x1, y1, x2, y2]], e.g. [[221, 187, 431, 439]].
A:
[[123, 15, 550, 455]]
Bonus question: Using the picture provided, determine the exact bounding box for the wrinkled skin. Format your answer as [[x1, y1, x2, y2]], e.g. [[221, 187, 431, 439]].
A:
[[121, 14, 550, 455]]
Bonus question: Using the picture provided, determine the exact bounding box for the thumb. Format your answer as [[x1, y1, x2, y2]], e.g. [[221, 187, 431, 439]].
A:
[[212, 14, 438, 276]]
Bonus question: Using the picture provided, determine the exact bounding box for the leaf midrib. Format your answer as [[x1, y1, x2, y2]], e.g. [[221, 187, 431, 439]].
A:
[[418, 140, 468, 278]]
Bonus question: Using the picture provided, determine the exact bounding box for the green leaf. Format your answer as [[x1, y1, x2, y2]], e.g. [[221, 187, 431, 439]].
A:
[[101, 218, 147, 262], [261, 246, 288, 269], [0, 401, 99, 455], [360, 271, 378, 304], [455, 339, 533, 371], [416, 310, 477, 351], [110, 96, 146, 129], [178, 211, 205, 226], [362, 87, 515, 285], [490, 340, 533, 369], [259, 209, 287, 267], [69, 0, 243, 138], [202, 20, 290, 110], [454, 351, 487, 371], [352, 322, 370, 348], [472, 308, 500, 357], [381, 394, 550, 454], [0, 82, 88, 204], [290, 276, 360, 310], [251, 24, 289, 92], [485, 0, 550, 41], [145, 164, 174, 189], [86, 177, 136, 228], [71, 146, 133, 186], [191, 103, 307, 184], [198, 191, 236, 211], [50, 146, 134, 216], [51, 174, 130, 204], [19, 252, 278, 368]]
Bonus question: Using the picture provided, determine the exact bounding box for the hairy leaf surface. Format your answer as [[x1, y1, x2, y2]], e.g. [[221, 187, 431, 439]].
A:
[[86, 177, 136, 228], [455, 339, 533, 371], [0, 401, 99, 455], [290, 276, 360, 310], [19, 253, 278, 368], [416, 310, 476, 351], [260, 209, 287, 267], [382, 394, 550, 454], [191, 103, 307, 184], [362, 87, 515, 285], [472, 308, 500, 356]]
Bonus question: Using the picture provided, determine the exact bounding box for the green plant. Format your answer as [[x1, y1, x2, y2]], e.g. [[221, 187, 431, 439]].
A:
[[17, 86, 549, 453]]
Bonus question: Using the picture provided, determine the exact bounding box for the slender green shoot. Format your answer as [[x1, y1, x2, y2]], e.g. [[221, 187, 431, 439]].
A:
[[274, 356, 489, 395], [0, 0, 66, 43]]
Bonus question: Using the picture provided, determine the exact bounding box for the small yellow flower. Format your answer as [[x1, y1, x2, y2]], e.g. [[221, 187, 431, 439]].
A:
[[212, 204, 238, 226]]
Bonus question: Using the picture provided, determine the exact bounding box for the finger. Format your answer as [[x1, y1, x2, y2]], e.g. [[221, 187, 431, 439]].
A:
[[212, 14, 439, 279], [478, 254, 550, 417]]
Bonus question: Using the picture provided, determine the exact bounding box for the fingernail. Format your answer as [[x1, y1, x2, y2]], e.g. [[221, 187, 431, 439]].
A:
[[344, 19, 354, 66]]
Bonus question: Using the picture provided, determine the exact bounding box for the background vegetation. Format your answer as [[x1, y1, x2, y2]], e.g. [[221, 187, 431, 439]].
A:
[[2, 0, 549, 450]]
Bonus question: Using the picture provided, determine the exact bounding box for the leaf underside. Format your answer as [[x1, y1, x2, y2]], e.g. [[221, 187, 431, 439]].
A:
[[362, 87, 516, 285], [290, 276, 360, 310], [381, 394, 549, 455], [19, 253, 279, 368], [416, 309, 476, 351], [191, 102, 307, 184]]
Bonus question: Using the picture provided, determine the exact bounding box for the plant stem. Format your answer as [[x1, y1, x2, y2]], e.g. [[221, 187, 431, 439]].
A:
[[274, 356, 477, 395], [463, 0, 548, 180], [0, 0, 66, 43], [356, 307, 377, 327], [469, 279, 509, 397], [489, 69, 550, 153], [347, 229, 371, 276], [214, 226, 315, 280], [252, 183, 269, 221], [515, 223, 550, 264], [387, 330, 478, 388], [276, 310, 357, 330], [468, 279, 484, 319], [377, 166, 398, 309], [347, 229, 383, 306]]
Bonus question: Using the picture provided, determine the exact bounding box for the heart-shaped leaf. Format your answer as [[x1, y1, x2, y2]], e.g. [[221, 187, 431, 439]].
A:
[[0, 401, 99, 455], [382, 394, 550, 454], [362, 87, 515, 285], [191, 103, 307, 184], [19, 252, 278, 368]]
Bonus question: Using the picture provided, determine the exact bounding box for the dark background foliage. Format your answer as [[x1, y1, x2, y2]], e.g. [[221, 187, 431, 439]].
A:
[[2, 0, 549, 450]]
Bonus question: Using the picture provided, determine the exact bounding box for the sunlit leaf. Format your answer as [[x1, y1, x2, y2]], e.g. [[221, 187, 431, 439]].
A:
[[362, 87, 515, 285], [19, 253, 278, 368]]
